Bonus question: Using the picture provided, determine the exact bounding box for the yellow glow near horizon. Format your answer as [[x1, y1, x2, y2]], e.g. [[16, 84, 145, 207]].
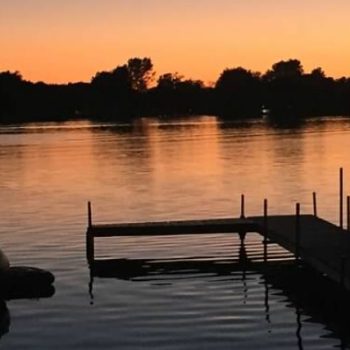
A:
[[1, 0, 350, 84]]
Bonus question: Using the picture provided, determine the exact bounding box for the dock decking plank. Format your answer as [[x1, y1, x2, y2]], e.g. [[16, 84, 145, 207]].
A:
[[88, 218, 258, 237]]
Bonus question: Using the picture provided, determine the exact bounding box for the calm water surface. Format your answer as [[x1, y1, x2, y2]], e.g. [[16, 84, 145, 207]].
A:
[[1, 116, 350, 349]]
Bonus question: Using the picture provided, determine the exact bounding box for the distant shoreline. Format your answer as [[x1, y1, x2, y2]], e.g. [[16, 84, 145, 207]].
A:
[[1, 57, 350, 124]]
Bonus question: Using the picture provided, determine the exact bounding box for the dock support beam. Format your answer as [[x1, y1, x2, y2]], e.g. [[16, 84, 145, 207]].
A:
[[295, 203, 301, 260], [340, 168, 344, 229]]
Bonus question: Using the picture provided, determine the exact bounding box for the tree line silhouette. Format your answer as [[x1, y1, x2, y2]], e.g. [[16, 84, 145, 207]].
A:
[[1, 57, 350, 123]]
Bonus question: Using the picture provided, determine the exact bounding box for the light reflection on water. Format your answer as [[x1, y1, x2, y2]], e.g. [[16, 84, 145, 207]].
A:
[[1, 116, 350, 348]]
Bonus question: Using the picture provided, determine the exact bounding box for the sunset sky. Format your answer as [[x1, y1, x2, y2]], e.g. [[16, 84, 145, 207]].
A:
[[1, 0, 350, 84]]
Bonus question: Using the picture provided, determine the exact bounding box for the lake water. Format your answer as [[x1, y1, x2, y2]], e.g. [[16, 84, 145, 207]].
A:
[[1, 116, 350, 349]]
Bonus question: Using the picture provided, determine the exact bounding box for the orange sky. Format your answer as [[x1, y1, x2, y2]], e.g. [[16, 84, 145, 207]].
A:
[[1, 0, 350, 84]]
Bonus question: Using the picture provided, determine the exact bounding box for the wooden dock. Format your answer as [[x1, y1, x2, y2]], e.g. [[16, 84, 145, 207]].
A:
[[86, 205, 350, 290], [86, 165, 350, 291]]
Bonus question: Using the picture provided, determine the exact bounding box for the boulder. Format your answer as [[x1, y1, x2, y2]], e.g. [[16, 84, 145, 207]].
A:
[[0, 266, 55, 300]]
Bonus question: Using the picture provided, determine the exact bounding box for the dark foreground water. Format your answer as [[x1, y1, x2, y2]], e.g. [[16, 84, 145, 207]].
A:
[[1, 116, 350, 349]]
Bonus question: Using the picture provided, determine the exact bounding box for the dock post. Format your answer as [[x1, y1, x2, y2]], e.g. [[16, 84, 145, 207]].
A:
[[340, 168, 344, 229], [238, 230, 247, 243], [347, 196, 350, 231], [86, 232, 95, 264], [263, 199, 268, 262], [238, 194, 246, 242], [88, 201, 92, 228], [295, 203, 301, 260], [240, 194, 245, 219], [313, 192, 317, 217], [86, 201, 94, 263]]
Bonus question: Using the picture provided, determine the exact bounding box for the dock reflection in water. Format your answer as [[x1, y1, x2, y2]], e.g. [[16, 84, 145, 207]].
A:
[[88, 241, 350, 350]]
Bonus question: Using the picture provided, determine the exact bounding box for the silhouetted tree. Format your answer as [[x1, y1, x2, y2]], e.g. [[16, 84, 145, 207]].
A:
[[127, 57, 154, 92], [310, 67, 326, 79], [298, 67, 334, 115], [215, 67, 262, 117], [0, 71, 24, 120], [90, 65, 133, 119], [148, 75, 208, 115], [0, 71, 23, 86], [264, 59, 303, 81], [216, 67, 260, 90], [0, 70, 90, 122], [156, 72, 183, 90], [263, 59, 305, 118], [91, 65, 131, 91]]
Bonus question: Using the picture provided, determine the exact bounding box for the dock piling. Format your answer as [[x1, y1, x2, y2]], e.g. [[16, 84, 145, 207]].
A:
[[263, 199, 268, 262], [88, 201, 92, 228], [295, 203, 301, 260], [238, 194, 246, 242], [340, 168, 344, 229], [240, 194, 245, 219], [86, 232, 94, 263], [313, 192, 317, 217], [347, 196, 350, 231], [86, 201, 94, 263], [263, 199, 268, 240], [238, 231, 247, 244]]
